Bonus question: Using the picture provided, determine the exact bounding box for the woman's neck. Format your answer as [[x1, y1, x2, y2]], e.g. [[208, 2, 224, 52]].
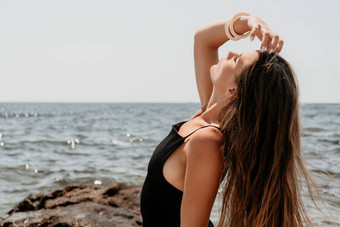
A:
[[200, 87, 227, 125], [207, 91, 219, 109], [201, 90, 224, 125], [200, 103, 218, 124]]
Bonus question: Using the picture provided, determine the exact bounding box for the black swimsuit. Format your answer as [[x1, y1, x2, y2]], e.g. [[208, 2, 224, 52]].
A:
[[140, 121, 221, 227]]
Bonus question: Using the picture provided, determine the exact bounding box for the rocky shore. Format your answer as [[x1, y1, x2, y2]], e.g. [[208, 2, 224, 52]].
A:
[[0, 183, 142, 227]]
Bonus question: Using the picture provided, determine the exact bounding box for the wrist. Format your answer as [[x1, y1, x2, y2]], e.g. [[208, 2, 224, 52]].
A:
[[233, 16, 251, 36], [244, 16, 253, 30], [224, 12, 251, 41]]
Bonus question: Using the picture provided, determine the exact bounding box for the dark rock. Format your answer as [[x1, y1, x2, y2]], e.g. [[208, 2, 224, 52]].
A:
[[0, 183, 143, 227]]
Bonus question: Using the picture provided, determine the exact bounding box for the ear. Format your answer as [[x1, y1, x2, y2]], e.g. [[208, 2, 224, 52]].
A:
[[229, 87, 236, 95], [223, 87, 237, 101], [225, 87, 237, 96]]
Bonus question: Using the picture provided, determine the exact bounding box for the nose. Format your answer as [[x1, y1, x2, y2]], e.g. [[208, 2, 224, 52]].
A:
[[226, 51, 240, 60]]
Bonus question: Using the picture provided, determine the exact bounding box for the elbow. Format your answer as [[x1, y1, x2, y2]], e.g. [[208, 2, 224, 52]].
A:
[[194, 28, 217, 49], [194, 28, 204, 44]]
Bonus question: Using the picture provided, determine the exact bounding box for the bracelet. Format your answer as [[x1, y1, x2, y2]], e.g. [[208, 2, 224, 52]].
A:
[[225, 12, 251, 40], [224, 18, 240, 41]]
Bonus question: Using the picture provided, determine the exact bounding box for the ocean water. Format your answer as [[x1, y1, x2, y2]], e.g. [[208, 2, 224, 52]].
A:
[[0, 103, 339, 226]]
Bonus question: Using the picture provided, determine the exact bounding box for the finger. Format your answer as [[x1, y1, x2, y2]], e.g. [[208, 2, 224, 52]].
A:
[[260, 32, 270, 51], [274, 39, 284, 54], [249, 25, 259, 41], [268, 35, 279, 53]]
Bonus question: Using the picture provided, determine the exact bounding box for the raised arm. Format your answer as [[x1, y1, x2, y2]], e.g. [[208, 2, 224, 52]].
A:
[[194, 18, 248, 109], [194, 14, 284, 110]]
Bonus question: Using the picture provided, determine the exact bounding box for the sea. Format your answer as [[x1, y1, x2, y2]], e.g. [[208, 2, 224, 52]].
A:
[[0, 103, 339, 226]]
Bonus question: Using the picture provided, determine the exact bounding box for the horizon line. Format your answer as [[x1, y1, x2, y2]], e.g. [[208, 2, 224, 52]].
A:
[[0, 101, 339, 104]]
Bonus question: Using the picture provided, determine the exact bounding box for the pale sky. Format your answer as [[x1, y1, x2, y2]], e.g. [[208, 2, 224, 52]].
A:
[[0, 0, 339, 103]]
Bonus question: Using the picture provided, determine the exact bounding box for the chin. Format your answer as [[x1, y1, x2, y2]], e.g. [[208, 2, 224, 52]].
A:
[[210, 64, 217, 73], [210, 65, 217, 81]]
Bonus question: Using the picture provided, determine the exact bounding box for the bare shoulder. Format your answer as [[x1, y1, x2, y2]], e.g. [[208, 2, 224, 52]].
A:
[[185, 126, 224, 159], [180, 126, 224, 226]]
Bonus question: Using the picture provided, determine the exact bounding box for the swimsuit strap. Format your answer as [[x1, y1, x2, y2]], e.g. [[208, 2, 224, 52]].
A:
[[184, 125, 222, 139]]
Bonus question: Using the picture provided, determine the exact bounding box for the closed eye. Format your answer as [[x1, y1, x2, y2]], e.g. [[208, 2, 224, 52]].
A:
[[234, 53, 243, 63]]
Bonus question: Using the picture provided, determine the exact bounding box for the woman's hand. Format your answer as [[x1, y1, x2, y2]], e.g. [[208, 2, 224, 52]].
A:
[[247, 15, 284, 54]]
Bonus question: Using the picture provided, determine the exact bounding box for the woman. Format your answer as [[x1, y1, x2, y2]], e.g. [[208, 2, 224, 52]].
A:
[[140, 12, 317, 227]]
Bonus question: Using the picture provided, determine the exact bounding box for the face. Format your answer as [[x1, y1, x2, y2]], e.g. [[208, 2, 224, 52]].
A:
[[210, 50, 260, 95]]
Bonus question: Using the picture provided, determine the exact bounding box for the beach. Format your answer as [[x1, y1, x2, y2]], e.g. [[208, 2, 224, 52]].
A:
[[0, 103, 339, 226]]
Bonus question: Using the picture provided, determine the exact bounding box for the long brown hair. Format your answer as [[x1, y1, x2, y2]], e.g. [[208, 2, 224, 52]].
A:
[[217, 51, 318, 226]]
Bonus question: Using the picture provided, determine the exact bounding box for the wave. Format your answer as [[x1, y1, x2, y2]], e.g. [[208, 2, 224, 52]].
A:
[[303, 127, 328, 132], [317, 139, 340, 145], [0, 137, 153, 150], [0, 112, 86, 119], [0, 112, 38, 118]]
